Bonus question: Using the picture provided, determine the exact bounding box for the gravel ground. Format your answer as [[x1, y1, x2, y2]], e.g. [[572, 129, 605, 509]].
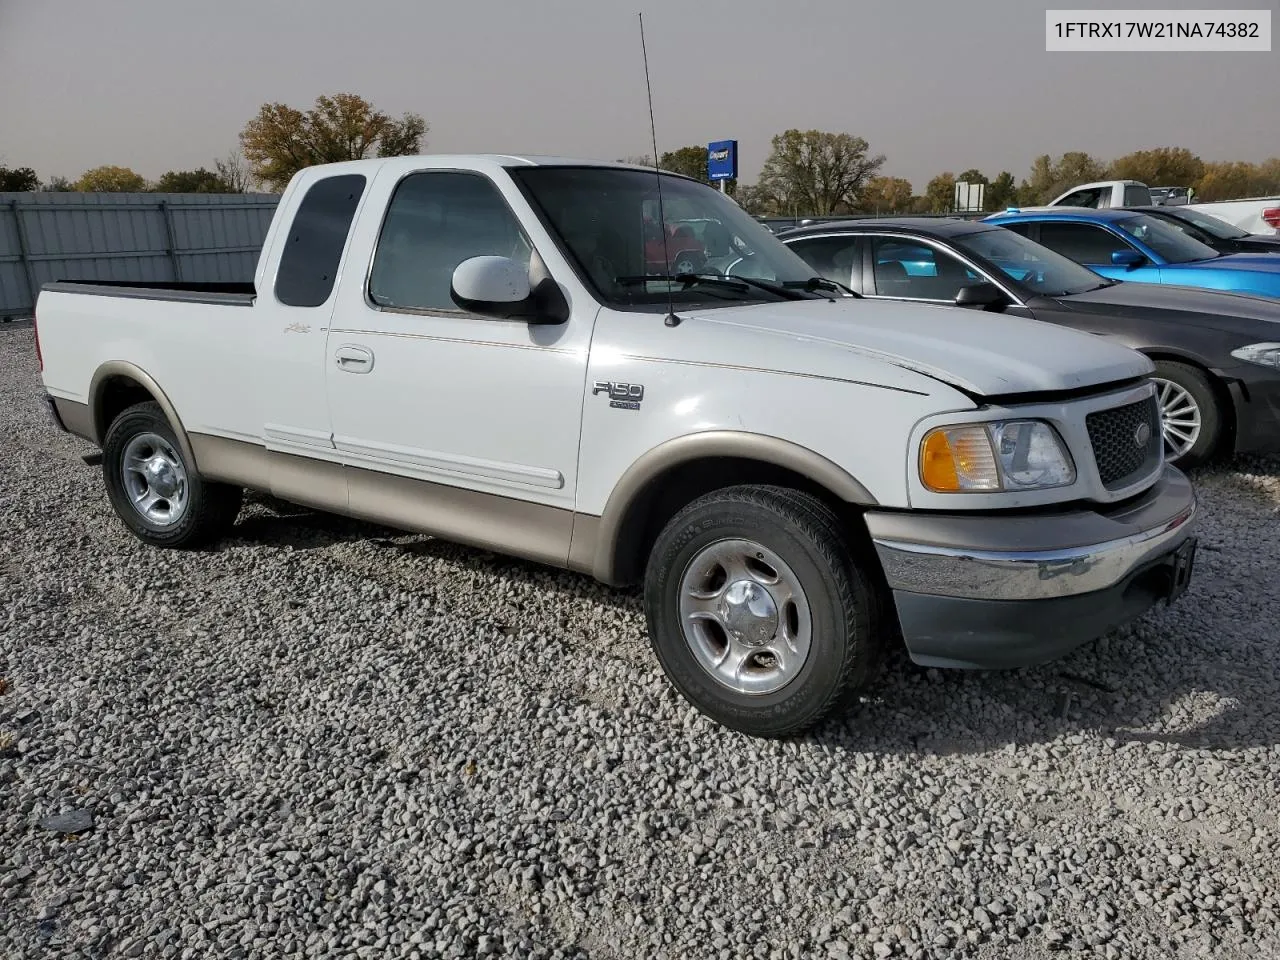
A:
[[2, 319, 1279, 960]]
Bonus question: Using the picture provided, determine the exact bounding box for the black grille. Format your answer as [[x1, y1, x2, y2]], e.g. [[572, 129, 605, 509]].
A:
[[1086, 396, 1162, 489]]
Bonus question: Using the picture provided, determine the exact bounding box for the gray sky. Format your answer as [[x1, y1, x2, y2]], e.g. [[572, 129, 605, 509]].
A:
[[2, 0, 1276, 191]]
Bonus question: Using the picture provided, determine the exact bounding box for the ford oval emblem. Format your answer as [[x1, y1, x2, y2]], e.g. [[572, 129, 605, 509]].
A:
[[1134, 422, 1152, 447]]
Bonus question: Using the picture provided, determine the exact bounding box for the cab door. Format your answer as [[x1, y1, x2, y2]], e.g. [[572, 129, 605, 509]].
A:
[[323, 166, 593, 563]]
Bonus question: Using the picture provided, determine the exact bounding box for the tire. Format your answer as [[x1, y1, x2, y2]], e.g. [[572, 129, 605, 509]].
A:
[[643, 485, 882, 737], [101, 401, 243, 548], [1151, 360, 1223, 468]]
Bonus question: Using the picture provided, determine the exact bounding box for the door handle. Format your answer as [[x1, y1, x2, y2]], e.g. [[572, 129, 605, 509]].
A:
[[334, 344, 374, 374]]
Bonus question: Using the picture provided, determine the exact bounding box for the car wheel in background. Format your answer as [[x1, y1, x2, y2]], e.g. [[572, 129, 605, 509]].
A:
[[1151, 360, 1222, 467]]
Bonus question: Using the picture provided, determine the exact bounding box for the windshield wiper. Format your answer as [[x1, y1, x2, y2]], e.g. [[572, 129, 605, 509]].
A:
[[613, 273, 813, 301], [782, 276, 861, 298]]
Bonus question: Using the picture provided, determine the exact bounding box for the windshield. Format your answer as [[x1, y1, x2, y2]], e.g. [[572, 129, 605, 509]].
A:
[[1114, 214, 1220, 263], [509, 166, 821, 308], [1163, 208, 1250, 240], [952, 226, 1112, 297]]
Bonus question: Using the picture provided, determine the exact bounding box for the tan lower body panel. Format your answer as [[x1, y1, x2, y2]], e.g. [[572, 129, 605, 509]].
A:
[[189, 433, 587, 571], [52, 398, 96, 444]]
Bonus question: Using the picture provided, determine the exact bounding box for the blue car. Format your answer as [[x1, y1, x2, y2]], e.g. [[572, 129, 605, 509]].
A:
[[984, 207, 1280, 299]]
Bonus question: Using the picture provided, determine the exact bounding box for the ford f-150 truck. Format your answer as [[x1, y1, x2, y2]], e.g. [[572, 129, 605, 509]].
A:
[[35, 155, 1198, 737]]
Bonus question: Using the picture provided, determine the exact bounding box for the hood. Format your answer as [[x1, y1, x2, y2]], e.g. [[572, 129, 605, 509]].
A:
[[1179, 252, 1280, 275], [1059, 280, 1280, 330], [686, 297, 1153, 397]]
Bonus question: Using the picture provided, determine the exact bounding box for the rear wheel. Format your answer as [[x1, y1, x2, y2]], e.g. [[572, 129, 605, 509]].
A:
[[101, 401, 242, 548], [1151, 360, 1222, 467], [643, 485, 882, 737]]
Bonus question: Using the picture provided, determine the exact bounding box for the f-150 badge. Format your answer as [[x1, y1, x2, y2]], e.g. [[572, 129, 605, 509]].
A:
[[593, 381, 644, 411]]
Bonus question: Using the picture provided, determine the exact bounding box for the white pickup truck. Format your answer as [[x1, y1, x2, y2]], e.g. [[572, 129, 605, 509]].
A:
[[1048, 179, 1280, 235], [35, 154, 1198, 737]]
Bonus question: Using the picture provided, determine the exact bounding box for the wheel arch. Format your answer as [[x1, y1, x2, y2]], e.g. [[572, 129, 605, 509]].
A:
[[89, 361, 200, 470], [583, 431, 879, 587]]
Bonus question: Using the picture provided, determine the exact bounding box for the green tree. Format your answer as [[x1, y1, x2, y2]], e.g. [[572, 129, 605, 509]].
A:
[[42, 176, 74, 192], [858, 176, 914, 213], [985, 171, 1018, 211], [1108, 147, 1204, 187], [922, 172, 957, 212], [240, 93, 427, 191], [659, 145, 709, 182], [1017, 152, 1107, 204], [74, 165, 148, 192], [0, 166, 40, 191], [756, 129, 885, 216], [154, 168, 231, 193]]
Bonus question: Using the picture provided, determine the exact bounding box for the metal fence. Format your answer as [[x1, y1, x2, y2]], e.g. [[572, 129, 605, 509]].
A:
[[0, 192, 280, 319]]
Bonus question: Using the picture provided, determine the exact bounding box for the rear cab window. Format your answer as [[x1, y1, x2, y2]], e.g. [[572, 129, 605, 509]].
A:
[[274, 174, 367, 308]]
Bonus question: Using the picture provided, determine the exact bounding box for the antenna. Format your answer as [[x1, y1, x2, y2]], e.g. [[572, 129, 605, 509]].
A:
[[638, 12, 681, 328]]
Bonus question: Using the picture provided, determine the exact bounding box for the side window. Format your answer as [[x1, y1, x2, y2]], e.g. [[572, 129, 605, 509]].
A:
[[785, 236, 863, 291], [871, 237, 982, 301], [1124, 185, 1152, 206], [1036, 222, 1133, 265], [275, 174, 367, 308], [369, 172, 533, 312], [999, 222, 1036, 239], [1057, 188, 1103, 208]]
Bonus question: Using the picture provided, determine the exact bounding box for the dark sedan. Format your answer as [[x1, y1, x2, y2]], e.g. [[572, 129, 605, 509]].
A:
[[775, 218, 1280, 466], [1125, 205, 1280, 255]]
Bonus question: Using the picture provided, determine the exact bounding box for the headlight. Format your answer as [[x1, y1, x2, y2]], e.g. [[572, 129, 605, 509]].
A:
[[920, 420, 1075, 493], [1231, 342, 1280, 369]]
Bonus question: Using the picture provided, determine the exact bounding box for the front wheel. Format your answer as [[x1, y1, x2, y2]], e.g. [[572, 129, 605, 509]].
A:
[[101, 401, 243, 548], [1151, 360, 1222, 468], [643, 485, 882, 737]]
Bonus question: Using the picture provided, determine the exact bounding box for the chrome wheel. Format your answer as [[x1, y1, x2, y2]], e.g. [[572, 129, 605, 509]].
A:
[[677, 538, 812, 696], [120, 432, 189, 526], [1154, 377, 1202, 460]]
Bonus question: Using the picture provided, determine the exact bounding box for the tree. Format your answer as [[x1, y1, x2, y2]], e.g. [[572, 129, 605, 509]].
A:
[[1017, 151, 1107, 204], [858, 176, 914, 213], [922, 172, 957, 212], [154, 168, 231, 193], [756, 129, 885, 216], [1192, 160, 1280, 202], [42, 176, 74, 192], [0, 166, 40, 191], [659, 145, 709, 182], [1108, 147, 1204, 187], [74, 165, 148, 192], [215, 150, 253, 193], [240, 93, 427, 191], [985, 171, 1018, 211]]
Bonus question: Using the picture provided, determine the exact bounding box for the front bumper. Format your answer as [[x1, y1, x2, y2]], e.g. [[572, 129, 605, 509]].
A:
[[1222, 363, 1280, 456], [865, 465, 1198, 669]]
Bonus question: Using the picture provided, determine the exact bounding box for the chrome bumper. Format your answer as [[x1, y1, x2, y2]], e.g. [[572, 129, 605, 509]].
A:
[[866, 466, 1196, 603]]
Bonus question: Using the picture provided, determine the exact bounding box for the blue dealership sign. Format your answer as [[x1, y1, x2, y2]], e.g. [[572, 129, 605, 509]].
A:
[[707, 140, 738, 181]]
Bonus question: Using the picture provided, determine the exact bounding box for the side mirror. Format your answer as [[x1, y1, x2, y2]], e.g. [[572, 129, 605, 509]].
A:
[[954, 281, 1007, 310], [1111, 249, 1146, 269], [450, 256, 568, 324]]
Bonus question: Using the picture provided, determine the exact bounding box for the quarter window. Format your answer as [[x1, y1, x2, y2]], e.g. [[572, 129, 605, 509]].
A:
[[369, 172, 533, 312], [275, 174, 367, 308]]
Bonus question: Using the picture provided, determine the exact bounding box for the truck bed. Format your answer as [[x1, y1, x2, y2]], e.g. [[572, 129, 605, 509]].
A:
[[42, 279, 256, 307]]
